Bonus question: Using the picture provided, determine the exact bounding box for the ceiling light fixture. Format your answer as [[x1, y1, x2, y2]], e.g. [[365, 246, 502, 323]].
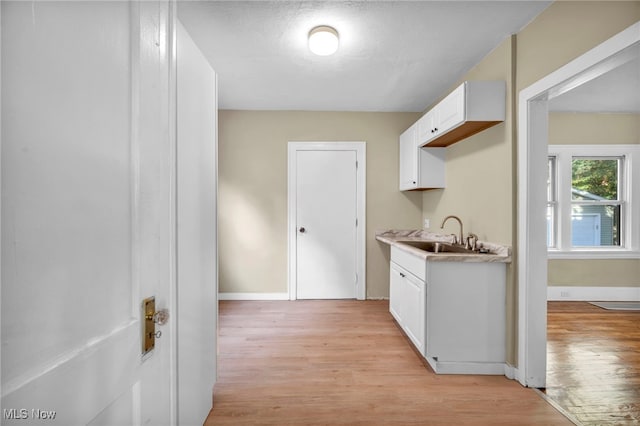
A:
[[308, 25, 339, 56]]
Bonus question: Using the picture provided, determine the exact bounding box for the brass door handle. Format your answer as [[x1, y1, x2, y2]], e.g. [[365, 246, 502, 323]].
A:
[[142, 297, 169, 355]]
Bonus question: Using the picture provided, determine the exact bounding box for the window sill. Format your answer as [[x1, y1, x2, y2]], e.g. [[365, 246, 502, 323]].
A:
[[547, 249, 640, 260]]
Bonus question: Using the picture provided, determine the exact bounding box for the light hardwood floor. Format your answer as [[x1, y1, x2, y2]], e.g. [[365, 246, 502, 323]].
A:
[[546, 301, 640, 425], [204, 300, 572, 425]]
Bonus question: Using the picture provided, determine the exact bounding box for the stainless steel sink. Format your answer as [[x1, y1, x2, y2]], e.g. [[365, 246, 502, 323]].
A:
[[397, 240, 477, 254]]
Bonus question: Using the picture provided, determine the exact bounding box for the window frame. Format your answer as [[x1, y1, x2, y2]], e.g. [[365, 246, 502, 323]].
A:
[[547, 156, 558, 249], [547, 144, 640, 259]]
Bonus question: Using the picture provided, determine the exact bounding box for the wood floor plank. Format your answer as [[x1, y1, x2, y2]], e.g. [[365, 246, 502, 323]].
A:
[[545, 301, 640, 426], [204, 300, 572, 425]]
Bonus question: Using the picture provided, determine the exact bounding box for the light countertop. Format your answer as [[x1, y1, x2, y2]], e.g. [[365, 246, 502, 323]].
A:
[[376, 229, 512, 263]]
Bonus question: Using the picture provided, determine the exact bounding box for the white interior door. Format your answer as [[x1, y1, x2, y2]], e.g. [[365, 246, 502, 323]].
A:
[[294, 149, 358, 299], [2, 1, 175, 424]]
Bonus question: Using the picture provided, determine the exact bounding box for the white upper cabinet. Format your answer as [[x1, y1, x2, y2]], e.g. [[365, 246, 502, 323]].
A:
[[399, 123, 419, 190], [399, 123, 445, 191], [417, 81, 505, 147], [417, 109, 436, 143], [399, 80, 503, 191], [435, 83, 466, 137]]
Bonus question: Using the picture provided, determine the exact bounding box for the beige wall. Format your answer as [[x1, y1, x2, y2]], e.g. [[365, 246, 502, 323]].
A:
[[420, 2, 640, 365], [549, 260, 640, 287], [514, 2, 640, 364], [548, 112, 640, 288], [217, 2, 639, 367], [218, 110, 421, 297], [549, 113, 640, 145], [516, 1, 640, 91], [421, 36, 518, 363], [422, 38, 515, 248]]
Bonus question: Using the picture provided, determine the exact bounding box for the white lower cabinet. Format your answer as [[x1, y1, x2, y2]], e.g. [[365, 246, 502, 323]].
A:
[[389, 262, 404, 323], [425, 261, 506, 374], [389, 261, 425, 355], [389, 246, 506, 375]]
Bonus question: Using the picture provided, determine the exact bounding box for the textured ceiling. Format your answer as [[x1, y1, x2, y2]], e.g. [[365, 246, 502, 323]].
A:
[[178, 1, 551, 112]]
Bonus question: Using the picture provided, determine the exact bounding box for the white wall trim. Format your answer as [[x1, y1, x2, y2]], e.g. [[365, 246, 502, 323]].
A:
[[548, 251, 640, 260], [548, 286, 640, 301], [167, 3, 179, 424], [0, 3, 4, 418], [287, 141, 367, 301], [218, 292, 289, 301], [517, 20, 640, 388], [504, 364, 517, 380]]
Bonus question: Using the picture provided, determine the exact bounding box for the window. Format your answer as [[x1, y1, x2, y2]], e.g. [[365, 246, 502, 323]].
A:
[[571, 157, 622, 247], [547, 145, 640, 258]]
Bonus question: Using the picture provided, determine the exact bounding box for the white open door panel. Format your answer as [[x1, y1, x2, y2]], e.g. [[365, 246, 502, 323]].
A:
[[2, 1, 176, 424]]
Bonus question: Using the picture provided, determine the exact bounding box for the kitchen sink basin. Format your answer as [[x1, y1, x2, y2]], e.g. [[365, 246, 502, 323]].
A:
[[398, 240, 477, 254]]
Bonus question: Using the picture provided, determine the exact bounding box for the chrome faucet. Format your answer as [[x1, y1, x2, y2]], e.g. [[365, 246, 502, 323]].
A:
[[466, 233, 479, 251], [440, 215, 464, 246]]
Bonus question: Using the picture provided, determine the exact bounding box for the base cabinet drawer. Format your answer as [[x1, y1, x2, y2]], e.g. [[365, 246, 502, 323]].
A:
[[391, 246, 426, 281]]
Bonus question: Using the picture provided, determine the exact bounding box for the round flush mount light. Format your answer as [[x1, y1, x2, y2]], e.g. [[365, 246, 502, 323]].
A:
[[308, 25, 339, 56]]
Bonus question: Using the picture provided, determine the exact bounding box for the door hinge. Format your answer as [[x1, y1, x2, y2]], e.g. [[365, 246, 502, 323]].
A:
[[356, 160, 358, 169], [355, 273, 358, 284], [356, 218, 358, 227]]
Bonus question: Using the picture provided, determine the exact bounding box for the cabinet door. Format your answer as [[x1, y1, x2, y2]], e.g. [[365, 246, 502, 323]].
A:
[[402, 272, 426, 355], [399, 124, 418, 190], [389, 263, 404, 324], [417, 109, 436, 144], [426, 262, 506, 363], [436, 83, 465, 135]]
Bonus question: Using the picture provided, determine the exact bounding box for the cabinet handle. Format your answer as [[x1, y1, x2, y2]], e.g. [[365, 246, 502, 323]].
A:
[[412, 181, 416, 184], [399, 272, 405, 278], [434, 127, 438, 132]]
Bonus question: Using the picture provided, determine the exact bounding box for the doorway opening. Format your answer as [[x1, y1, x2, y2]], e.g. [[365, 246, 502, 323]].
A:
[[517, 21, 640, 388]]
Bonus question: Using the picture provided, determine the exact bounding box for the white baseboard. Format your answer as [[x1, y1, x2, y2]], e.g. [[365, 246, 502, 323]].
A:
[[425, 357, 506, 375], [218, 292, 289, 301], [218, 294, 393, 301], [548, 286, 640, 301], [504, 363, 517, 380]]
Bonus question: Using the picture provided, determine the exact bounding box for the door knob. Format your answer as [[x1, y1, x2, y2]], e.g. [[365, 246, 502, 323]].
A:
[[149, 308, 169, 326], [299, 227, 306, 233], [142, 297, 169, 355]]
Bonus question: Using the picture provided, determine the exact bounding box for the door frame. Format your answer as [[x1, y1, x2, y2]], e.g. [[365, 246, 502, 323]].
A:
[[287, 142, 366, 301], [516, 21, 640, 388]]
